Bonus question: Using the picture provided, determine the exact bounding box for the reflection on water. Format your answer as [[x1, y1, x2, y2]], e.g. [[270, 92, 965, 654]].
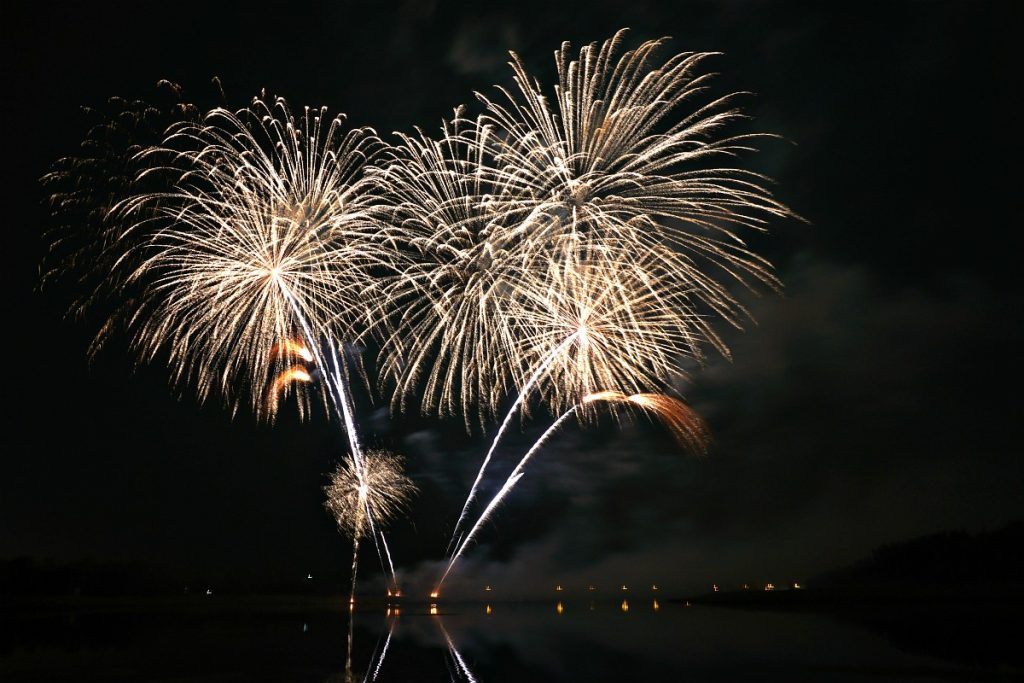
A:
[[336, 605, 478, 682], [438, 617, 477, 682], [332, 599, 1022, 683], [3, 598, 1021, 681]]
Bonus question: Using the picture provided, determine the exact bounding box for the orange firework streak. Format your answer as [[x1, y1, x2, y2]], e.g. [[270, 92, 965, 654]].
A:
[[267, 365, 312, 412], [583, 391, 709, 452], [270, 339, 314, 363]]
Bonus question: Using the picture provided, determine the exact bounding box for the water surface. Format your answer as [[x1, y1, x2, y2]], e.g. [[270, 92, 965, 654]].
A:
[[3, 597, 1020, 681]]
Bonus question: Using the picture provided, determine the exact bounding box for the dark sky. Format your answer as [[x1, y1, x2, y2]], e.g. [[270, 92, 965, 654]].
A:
[[3, 0, 1021, 596]]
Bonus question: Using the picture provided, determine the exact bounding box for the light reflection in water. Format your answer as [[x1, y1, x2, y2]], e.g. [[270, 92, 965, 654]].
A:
[[340, 598, 665, 681], [341, 608, 397, 683], [369, 616, 396, 682], [318, 597, 991, 683], [437, 615, 478, 682]]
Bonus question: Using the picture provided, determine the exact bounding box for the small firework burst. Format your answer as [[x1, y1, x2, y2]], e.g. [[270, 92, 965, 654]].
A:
[[324, 450, 416, 540]]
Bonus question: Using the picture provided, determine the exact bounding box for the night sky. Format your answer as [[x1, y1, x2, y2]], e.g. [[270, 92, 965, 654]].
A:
[[3, 1, 1021, 597]]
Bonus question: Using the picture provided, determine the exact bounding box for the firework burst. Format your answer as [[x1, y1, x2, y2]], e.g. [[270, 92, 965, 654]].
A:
[[479, 28, 791, 312], [324, 450, 417, 541], [379, 30, 792, 428], [370, 112, 553, 427], [41, 82, 199, 345], [510, 247, 714, 420], [114, 96, 385, 420]]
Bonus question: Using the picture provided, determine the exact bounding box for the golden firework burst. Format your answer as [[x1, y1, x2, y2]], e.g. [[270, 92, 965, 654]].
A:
[[324, 450, 416, 540], [114, 96, 385, 420]]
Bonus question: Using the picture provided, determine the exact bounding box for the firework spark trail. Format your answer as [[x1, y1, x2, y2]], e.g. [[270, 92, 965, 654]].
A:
[[445, 331, 579, 557], [439, 406, 578, 588], [343, 605, 396, 683], [362, 498, 400, 593], [365, 503, 388, 590], [280, 264, 400, 597], [277, 274, 412, 598], [370, 627, 394, 683], [327, 336, 365, 474], [349, 509, 366, 605], [442, 246, 718, 561], [439, 391, 707, 587], [278, 284, 355, 452], [376, 528, 398, 592]]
